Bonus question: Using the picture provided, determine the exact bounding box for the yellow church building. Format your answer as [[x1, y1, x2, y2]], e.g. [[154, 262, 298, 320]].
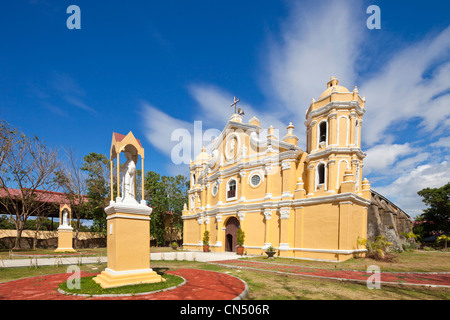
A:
[[182, 77, 372, 261]]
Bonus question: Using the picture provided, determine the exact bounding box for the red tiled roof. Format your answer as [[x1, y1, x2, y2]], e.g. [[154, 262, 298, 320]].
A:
[[113, 132, 143, 147], [0, 188, 88, 205]]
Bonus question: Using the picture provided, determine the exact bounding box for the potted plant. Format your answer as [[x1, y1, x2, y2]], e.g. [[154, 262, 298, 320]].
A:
[[236, 228, 245, 255], [265, 245, 276, 259], [202, 230, 210, 252], [171, 241, 178, 251]]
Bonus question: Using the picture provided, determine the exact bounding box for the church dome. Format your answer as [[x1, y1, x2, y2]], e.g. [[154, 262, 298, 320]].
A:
[[318, 77, 349, 100], [195, 146, 209, 163]]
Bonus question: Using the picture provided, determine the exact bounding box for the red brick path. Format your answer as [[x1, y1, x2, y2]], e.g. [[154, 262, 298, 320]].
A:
[[212, 260, 450, 287], [0, 269, 247, 300]]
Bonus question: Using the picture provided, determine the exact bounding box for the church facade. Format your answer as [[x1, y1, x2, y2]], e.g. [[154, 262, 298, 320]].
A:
[[182, 77, 372, 261]]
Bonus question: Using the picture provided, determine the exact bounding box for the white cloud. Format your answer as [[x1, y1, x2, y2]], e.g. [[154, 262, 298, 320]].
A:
[[375, 161, 450, 218], [187, 84, 234, 127], [430, 136, 450, 148], [187, 84, 287, 132], [360, 28, 450, 146], [141, 102, 191, 157], [264, 0, 364, 118], [364, 143, 414, 175], [32, 72, 95, 115]]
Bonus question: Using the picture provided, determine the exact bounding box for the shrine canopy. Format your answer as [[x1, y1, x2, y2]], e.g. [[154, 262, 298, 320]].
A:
[[110, 131, 144, 162], [109, 131, 145, 203]]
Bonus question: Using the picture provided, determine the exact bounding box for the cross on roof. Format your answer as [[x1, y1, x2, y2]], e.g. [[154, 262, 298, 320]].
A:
[[230, 96, 240, 114]]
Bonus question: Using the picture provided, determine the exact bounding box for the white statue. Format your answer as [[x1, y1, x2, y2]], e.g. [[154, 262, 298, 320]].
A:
[[62, 210, 69, 226], [121, 151, 136, 203]]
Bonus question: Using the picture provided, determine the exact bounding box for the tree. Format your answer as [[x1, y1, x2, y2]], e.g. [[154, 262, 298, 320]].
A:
[[54, 148, 89, 248], [0, 121, 60, 249], [144, 171, 166, 246], [81, 152, 111, 235], [416, 183, 450, 237], [144, 172, 188, 246], [164, 175, 189, 243], [0, 215, 15, 229]]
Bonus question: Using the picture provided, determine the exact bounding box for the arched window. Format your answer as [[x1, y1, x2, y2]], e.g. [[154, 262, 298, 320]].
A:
[[318, 163, 325, 185], [318, 121, 327, 145], [227, 179, 237, 200]]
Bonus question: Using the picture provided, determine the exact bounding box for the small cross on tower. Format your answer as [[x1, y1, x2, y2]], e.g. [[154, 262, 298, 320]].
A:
[[230, 96, 240, 114]]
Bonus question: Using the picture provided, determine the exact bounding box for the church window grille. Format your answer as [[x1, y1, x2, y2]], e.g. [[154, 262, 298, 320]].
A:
[[250, 174, 262, 187], [227, 179, 237, 200]]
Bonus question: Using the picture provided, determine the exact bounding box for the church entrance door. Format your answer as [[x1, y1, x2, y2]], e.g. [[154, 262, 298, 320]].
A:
[[225, 217, 240, 252]]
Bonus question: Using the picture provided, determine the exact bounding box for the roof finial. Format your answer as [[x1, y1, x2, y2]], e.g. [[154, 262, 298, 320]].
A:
[[230, 96, 240, 114]]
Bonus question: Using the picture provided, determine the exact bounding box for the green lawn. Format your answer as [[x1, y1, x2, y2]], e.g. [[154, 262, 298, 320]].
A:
[[59, 273, 184, 296], [241, 250, 450, 273], [0, 247, 106, 259]]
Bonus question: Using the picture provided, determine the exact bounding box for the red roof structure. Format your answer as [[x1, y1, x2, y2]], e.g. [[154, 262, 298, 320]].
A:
[[112, 132, 143, 148], [0, 188, 88, 218]]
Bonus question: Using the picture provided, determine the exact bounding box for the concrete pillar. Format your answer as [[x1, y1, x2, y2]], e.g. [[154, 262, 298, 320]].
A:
[[279, 208, 290, 256], [239, 170, 247, 201], [265, 165, 273, 199], [93, 202, 162, 288], [281, 160, 294, 199], [327, 160, 336, 192], [306, 164, 315, 196], [263, 209, 272, 249], [349, 113, 357, 147], [328, 113, 337, 146]]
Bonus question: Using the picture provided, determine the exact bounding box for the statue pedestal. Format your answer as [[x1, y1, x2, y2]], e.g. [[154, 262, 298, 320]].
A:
[[93, 201, 163, 288], [54, 226, 76, 253]]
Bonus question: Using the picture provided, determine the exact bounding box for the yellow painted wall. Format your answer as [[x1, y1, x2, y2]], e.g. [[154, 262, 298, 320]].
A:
[[244, 212, 265, 247], [302, 203, 339, 250]]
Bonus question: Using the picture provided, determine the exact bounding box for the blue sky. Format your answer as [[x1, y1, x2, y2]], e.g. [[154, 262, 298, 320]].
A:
[[1, 0, 449, 219]]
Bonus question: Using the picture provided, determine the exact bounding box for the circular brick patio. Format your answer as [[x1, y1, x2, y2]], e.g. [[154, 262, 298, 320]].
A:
[[0, 268, 248, 300]]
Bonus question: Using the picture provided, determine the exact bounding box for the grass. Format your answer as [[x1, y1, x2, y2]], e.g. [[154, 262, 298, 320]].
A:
[[148, 260, 450, 300], [0, 247, 106, 259], [0, 263, 104, 283], [240, 250, 450, 273], [58, 273, 184, 296]]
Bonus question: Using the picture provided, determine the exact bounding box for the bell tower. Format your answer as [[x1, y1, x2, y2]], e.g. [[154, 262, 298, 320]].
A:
[[304, 77, 370, 198]]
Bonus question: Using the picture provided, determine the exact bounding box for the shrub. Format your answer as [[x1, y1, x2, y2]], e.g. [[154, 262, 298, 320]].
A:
[[402, 242, 418, 252], [358, 236, 395, 261], [236, 228, 245, 247], [401, 231, 419, 241], [171, 241, 178, 250], [437, 235, 449, 250], [202, 230, 210, 246]]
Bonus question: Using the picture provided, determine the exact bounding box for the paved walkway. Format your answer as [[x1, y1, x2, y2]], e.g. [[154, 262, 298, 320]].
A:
[[211, 259, 450, 288], [0, 268, 248, 300], [0, 251, 242, 268]]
